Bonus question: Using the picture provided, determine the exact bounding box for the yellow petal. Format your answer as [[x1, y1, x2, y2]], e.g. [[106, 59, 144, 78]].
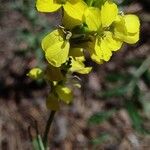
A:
[[91, 53, 104, 64], [86, 39, 104, 64], [27, 68, 43, 79], [55, 85, 73, 104], [123, 32, 139, 44], [63, 11, 82, 29], [45, 42, 70, 67], [101, 38, 112, 61], [69, 48, 85, 61], [124, 15, 140, 34], [101, 1, 118, 27], [64, 1, 87, 21], [45, 65, 64, 81], [114, 15, 140, 44], [104, 31, 123, 51], [42, 29, 70, 67], [42, 29, 64, 51], [95, 38, 103, 59], [36, 0, 61, 12], [46, 93, 60, 111], [95, 37, 112, 61], [84, 7, 101, 31], [70, 57, 92, 74]]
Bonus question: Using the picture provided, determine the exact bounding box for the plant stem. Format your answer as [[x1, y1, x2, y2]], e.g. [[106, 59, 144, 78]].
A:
[[127, 56, 150, 97], [133, 56, 150, 78], [43, 111, 56, 148]]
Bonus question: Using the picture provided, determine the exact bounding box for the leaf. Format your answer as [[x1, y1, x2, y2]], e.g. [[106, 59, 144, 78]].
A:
[[88, 110, 115, 125], [105, 72, 132, 83], [142, 70, 150, 87], [125, 58, 144, 67], [96, 86, 127, 99], [141, 93, 150, 120], [125, 100, 145, 133], [91, 133, 109, 145], [32, 135, 45, 150]]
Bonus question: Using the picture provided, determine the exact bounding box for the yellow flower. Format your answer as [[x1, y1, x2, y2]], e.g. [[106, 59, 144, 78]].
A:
[[42, 29, 70, 67], [36, 0, 87, 21], [84, 1, 122, 63], [27, 68, 43, 79], [113, 14, 140, 44], [55, 85, 73, 104], [46, 84, 73, 110], [69, 48, 92, 74]]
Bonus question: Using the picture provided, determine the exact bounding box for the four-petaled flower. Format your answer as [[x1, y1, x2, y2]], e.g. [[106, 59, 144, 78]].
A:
[[84, 1, 140, 64]]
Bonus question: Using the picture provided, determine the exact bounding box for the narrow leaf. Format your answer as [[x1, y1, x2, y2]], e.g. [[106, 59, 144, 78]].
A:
[[88, 110, 115, 125], [32, 135, 45, 150]]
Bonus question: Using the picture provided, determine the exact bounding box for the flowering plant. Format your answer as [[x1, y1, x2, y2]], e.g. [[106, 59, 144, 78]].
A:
[[27, 0, 140, 148]]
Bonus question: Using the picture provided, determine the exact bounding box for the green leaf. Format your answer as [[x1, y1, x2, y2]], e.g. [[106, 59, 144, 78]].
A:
[[88, 110, 115, 125], [96, 86, 127, 99], [125, 58, 144, 67], [32, 135, 45, 150], [125, 100, 145, 133], [91, 133, 109, 145], [140, 93, 150, 123], [142, 70, 150, 87], [105, 72, 132, 83]]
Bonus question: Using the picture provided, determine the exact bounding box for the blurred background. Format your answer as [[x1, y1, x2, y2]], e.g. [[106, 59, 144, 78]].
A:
[[0, 0, 150, 149]]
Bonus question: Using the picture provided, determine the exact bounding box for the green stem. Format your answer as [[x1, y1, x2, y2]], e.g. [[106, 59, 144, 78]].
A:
[[43, 111, 56, 148], [87, 0, 94, 6], [127, 56, 150, 97], [133, 56, 150, 78]]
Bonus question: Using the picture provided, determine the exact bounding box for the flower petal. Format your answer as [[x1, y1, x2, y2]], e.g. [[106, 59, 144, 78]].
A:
[[63, 11, 83, 29], [101, 1, 118, 27], [95, 37, 112, 61], [70, 57, 92, 74], [84, 7, 101, 31], [36, 0, 61, 12], [45, 41, 70, 67], [64, 1, 87, 21], [124, 15, 140, 34], [104, 31, 123, 51], [91, 53, 104, 64], [42, 29, 64, 51], [114, 15, 140, 44], [42, 29, 70, 67], [69, 48, 85, 61]]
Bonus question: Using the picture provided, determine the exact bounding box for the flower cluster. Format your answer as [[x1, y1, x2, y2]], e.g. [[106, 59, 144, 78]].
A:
[[28, 0, 140, 111]]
